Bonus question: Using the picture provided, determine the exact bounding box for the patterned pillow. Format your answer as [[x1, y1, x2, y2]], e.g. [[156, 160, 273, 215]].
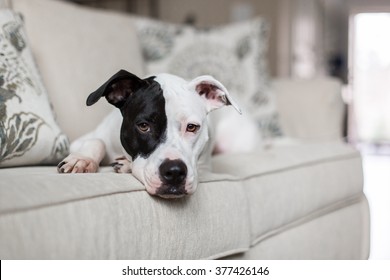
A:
[[135, 17, 283, 138], [0, 10, 69, 167]]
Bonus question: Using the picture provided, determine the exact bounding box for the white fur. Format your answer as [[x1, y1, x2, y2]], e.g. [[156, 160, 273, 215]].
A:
[[59, 73, 260, 196]]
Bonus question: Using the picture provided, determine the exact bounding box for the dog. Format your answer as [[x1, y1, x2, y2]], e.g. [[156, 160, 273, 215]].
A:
[[57, 70, 259, 198]]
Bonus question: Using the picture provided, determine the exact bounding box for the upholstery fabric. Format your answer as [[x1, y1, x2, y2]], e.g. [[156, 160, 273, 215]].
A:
[[135, 17, 283, 138], [273, 78, 345, 141], [0, 10, 69, 167], [0, 141, 367, 259], [1, 0, 369, 261], [0, 168, 250, 259], [12, 0, 145, 141], [225, 196, 370, 260], [212, 141, 364, 242]]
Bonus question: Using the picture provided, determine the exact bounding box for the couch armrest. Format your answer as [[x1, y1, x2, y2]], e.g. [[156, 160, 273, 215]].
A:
[[272, 77, 345, 141]]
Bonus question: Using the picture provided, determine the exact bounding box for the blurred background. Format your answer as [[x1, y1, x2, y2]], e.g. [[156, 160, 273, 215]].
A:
[[66, 0, 390, 146], [67, 0, 390, 259]]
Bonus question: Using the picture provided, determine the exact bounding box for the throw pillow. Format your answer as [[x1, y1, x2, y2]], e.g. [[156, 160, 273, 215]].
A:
[[0, 10, 69, 167], [135, 17, 283, 138]]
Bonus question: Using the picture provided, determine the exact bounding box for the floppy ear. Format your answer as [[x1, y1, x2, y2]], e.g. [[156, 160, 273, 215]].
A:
[[188, 75, 241, 114], [86, 69, 144, 108]]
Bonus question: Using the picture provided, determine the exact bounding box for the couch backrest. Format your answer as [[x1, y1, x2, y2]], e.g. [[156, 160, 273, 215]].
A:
[[9, 0, 345, 144], [273, 77, 345, 141], [12, 0, 145, 142], [0, 0, 11, 8]]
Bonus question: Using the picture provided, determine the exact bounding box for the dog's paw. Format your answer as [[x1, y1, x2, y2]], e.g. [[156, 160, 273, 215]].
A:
[[57, 154, 99, 173], [111, 156, 132, 173]]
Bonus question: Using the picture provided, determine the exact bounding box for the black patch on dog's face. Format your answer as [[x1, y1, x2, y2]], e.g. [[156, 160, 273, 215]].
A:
[[119, 77, 167, 159]]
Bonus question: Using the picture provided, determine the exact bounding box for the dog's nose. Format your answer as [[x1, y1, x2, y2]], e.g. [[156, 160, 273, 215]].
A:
[[159, 159, 187, 185]]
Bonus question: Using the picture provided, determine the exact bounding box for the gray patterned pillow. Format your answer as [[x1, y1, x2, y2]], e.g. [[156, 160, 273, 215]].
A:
[[0, 10, 69, 167], [135, 17, 283, 138]]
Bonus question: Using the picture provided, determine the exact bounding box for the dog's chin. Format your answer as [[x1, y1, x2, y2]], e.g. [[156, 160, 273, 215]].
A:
[[150, 185, 190, 199], [144, 180, 196, 199], [157, 193, 187, 199], [144, 186, 187, 199]]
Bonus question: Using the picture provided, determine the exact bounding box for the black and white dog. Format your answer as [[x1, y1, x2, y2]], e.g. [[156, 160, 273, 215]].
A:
[[58, 70, 259, 198]]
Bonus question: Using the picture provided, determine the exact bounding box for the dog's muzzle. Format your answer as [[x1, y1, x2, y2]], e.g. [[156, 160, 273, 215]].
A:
[[158, 159, 188, 197]]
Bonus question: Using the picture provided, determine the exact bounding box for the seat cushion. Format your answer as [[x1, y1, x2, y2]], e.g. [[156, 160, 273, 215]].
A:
[[0, 141, 364, 259], [212, 140, 364, 245], [0, 167, 250, 259], [225, 196, 370, 259]]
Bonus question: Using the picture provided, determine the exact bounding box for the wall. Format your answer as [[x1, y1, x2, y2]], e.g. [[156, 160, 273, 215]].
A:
[[67, 0, 281, 76], [346, 0, 390, 12], [290, 0, 326, 78], [155, 0, 344, 80], [67, 0, 351, 80], [156, 0, 280, 77], [322, 0, 348, 83]]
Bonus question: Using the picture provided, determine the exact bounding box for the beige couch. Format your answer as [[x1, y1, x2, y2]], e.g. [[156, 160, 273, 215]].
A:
[[0, 0, 370, 259]]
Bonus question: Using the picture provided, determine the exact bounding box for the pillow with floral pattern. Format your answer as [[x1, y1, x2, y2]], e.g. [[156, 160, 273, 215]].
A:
[[135, 17, 283, 139], [0, 10, 69, 167]]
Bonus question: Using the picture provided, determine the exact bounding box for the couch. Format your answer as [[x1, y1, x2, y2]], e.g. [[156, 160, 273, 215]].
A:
[[0, 0, 370, 259]]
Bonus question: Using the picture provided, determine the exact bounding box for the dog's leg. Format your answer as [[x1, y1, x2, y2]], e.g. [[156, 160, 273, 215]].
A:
[[57, 110, 123, 173], [58, 138, 105, 173], [111, 156, 132, 173]]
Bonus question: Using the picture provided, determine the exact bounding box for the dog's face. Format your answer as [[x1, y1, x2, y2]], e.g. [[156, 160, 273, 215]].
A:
[[87, 70, 240, 198]]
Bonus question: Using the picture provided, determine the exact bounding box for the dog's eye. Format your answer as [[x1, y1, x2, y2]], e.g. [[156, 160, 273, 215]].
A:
[[186, 123, 200, 133], [137, 122, 150, 133]]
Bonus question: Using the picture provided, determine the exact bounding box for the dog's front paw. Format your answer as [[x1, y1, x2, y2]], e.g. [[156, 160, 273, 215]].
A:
[[57, 154, 99, 173], [111, 156, 132, 173]]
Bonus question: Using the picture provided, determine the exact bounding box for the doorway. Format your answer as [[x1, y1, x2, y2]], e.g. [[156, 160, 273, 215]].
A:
[[349, 11, 390, 260], [349, 12, 390, 148]]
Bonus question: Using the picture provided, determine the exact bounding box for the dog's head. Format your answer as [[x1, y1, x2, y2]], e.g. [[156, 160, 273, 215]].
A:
[[87, 70, 240, 198]]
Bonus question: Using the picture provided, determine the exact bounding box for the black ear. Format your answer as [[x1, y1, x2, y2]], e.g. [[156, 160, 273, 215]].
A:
[[86, 69, 143, 108]]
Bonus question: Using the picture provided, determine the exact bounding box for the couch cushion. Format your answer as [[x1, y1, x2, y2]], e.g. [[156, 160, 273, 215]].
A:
[[12, 0, 145, 141], [135, 17, 283, 139], [0, 167, 249, 259], [225, 196, 370, 259], [0, 9, 69, 167], [212, 141, 364, 245], [272, 78, 345, 141], [0, 141, 363, 259]]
